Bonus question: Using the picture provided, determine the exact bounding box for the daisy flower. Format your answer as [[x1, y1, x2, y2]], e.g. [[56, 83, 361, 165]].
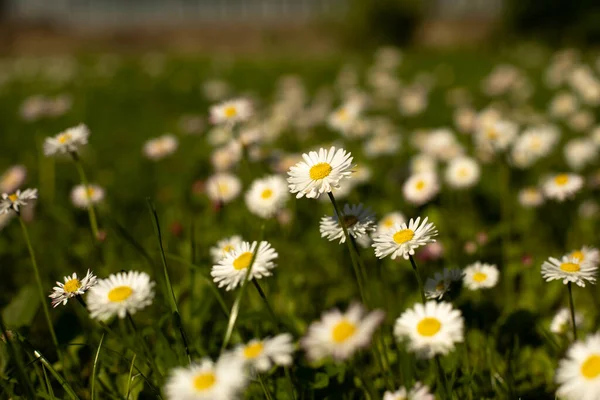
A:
[[510, 125, 560, 168], [234, 333, 294, 372], [564, 138, 597, 171], [518, 187, 544, 208], [424, 268, 463, 300], [142, 134, 178, 160], [211, 241, 278, 291], [463, 262, 499, 290], [372, 217, 438, 260], [244, 175, 289, 219], [206, 173, 242, 204], [209, 98, 252, 125], [327, 101, 362, 134], [402, 172, 439, 206], [0, 188, 37, 214], [568, 246, 600, 267], [301, 303, 385, 362], [287, 146, 354, 199], [475, 119, 518, 152], [49, 270, 97, 307], [210, 235, 243, 263], [0, 165, 26, 194], [70, 184, 105, 209], [556, 332, 600, 400], [541, 256, 597, 287], [410, 153, 436, 174], [43, 124, 90, 156], [319, 203, 376, 244], [543, 173, 583, 202], [165, 356, 247, 400], [551, 308, 583, 335], [376, 211, 406, 235], [445, 156, 480, 189], [394, 301, 464, 359], [383, 382, 435, 400], [86, 271, 155, 321]]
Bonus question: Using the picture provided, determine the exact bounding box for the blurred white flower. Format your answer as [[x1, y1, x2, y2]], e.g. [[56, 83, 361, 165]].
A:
[[44, 124, 90, 156], [206, 173, 241, 204], [70, 184, 104, 209], [143, 134, 178, 161]]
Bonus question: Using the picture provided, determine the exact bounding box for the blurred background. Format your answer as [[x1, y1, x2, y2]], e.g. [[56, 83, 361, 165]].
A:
[[1, 0, 598, 55]]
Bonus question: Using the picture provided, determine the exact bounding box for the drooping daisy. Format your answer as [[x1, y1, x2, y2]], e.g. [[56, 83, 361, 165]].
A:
[[287, 146, 354, 199], [445, 156, 480, 189], [541, 256, 598, 287], [568, 246, 600, 268], [550, 308, 584, 335], [165, 356, 247, 400], [234, 333, 294, 372], [543, 173, 584, 202], [403, 172, 439, 206], [424, 268, 463, 300], [383, 382, 435, 400], [373, 217, 438, 260], [43, 124, 90, 156], [0, 165, 26, 194], [394, 301, 464, 359], [70, 184, 105, 209], [209, 98, 252, 125], [210, 235, 243, 263], [376, 211, 407, 235], [463, 261, 499, 290], [319, 203, 376, 244], [0, 188, 37, 214], [556, 332, 600, 400], [301, 303, 385, 362], [205, 173, 242, 204], [49, 270, 97, 307], [518, 187, 545, 208], [211, 241, 278, 291], [142, 134, 179, 161], [86, 271, 155, 321], [244, 175, 289, 219]]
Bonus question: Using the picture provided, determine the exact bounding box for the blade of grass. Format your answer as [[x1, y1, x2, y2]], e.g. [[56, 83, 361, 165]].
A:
[[42, 365, 56, 399], [125, 354, 137, 399], [91, 333, 105, 400]]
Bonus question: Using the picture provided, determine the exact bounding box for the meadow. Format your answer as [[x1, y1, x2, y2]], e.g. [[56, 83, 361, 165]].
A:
[[0, 44, 599, 399]]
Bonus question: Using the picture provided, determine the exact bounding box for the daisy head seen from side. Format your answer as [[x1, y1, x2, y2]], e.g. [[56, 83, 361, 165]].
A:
[[234, 333, 294, 372], [43, 124, 90, 157], [542, 255, 598, 287], [319, 203, 376, 244], [86, 271, 155, 321], [142, 134, 179, 161], [424, 268, 463, 300], [0, 188, 37, 215], [301, 303, 385, 362], [373, 216, 438, 260], [287, 146, 354, 199], [49, 270, 97, 307]]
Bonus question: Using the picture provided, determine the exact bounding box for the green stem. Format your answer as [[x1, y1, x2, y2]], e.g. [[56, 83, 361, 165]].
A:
[[0, 314, 36, 398], [71, 152, 100, 240], [18, 215, 62, 359], [435, 355, 450, 400], [125, 354, 137, 399], [409, 255, 426, 303], [91, 333, 105, 400], [327, 192, 369, 306], [567, 282, 578, 341], [257, 374, 274, 400]]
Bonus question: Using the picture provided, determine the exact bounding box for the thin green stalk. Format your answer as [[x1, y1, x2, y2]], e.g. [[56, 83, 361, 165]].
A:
[[284, 367, 297, 400], [221, 223, 266, 352], [257, 374, 274, 400], [0, 315, 35, 398], [18, 215, 61, 360], [435, 356, 450, 400], [42, 365, 56, 399], [91, 333, 105, 400], [327, 192, 368, 305], [147, 199, 192, 364], [408, 255, 426, 303], [189, 219, 197, 330], [567, 282, 578, 340], [70, 152, 100, 240], [125, 354, 137, 399]]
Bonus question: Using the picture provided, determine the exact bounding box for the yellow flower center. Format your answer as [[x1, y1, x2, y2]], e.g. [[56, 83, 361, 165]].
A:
[[530, 137, 542, 150], [224, 106, 237, 118], [87, 187, 95, 197], [337, 108, 348, 121], [7, 193, 18, 202], [243, 342, 264, 359], [486, 127, 498, 140], [415, 180, 425, 190], [383, 218, 394, 228], [63, 279, 81, 293], [107, 286, 133, 302], [393, 229, 414, 244], [309, 162, 332, 181], [261, 189, 273, 199], [581, 355, 600, 379], [233, 252, 253, 270], [342, 215, 359, 228], [571, 250, 585, 262], [222, 244, 234, 253], [57, 133, 71, 144], [217, 183, 229, 195], [457, 168, 469, 178], [193, 372, 216, 391], [435, 282, 445, 291], [560, 262, 580, 273], [417, 317, 442, 337], [554, 174, 569, 186], [331, 320, 357, 343], [472, 272, 487, 282]]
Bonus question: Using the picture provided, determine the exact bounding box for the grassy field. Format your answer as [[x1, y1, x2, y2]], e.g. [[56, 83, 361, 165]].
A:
[[0, 45, 599, 399]]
